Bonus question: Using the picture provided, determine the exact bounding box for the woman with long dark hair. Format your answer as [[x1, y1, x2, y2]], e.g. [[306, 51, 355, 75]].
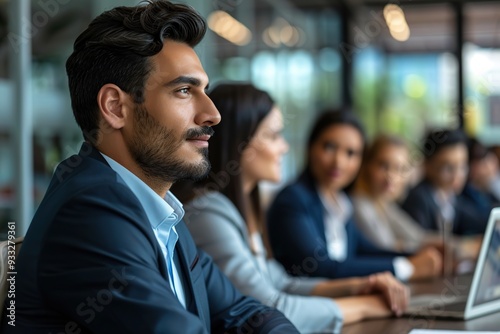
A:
[[178, 83, 409, 334]]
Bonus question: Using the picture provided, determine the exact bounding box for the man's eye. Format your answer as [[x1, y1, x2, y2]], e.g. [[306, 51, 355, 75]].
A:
[[178, 88, 189, 94]]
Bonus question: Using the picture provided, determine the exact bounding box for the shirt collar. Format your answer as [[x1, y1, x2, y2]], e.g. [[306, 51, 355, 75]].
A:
[[100, 153, 184, 230], [318, 190, 353, 225], [432, 189, 456, 224]]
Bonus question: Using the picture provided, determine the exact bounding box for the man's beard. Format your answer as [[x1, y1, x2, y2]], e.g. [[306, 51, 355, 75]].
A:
[[126, 105, 213, 183]]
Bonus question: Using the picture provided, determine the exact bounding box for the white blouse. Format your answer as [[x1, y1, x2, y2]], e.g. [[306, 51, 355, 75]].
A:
[[319, 191, 352, 262]]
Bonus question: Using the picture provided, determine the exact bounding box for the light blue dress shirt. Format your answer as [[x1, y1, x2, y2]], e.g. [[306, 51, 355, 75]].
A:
[[101, 153, 186, 308]]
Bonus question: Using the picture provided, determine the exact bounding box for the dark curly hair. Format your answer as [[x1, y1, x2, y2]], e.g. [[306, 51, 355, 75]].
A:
[[66, 0, 207, 144]]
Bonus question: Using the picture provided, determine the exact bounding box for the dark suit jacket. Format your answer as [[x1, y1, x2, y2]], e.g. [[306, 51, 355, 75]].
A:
[[267, 171, 404, 279], [461, 182, 498, 227], [401, 180, 487, 236], [1, 143, 298, 334]]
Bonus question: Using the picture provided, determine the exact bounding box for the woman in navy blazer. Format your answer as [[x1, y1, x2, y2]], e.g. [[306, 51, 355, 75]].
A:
[[267, 111, 443, 282]]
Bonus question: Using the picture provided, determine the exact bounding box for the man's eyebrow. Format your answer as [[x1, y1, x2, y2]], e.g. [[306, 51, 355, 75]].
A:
[[164, 76, 208, 88]]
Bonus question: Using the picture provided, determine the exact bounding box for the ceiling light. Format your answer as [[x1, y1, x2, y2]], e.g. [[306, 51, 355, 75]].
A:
[[208, 10, 252, 46]]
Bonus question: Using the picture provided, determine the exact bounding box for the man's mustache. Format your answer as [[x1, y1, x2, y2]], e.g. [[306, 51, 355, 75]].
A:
[[185, 126, 215, 140]]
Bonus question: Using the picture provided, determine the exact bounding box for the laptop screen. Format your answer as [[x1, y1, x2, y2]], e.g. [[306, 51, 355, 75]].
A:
[[473, 219, 500, 306]]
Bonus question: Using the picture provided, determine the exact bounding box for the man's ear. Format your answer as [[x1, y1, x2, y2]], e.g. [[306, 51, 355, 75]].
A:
[[97, 84, 132, 130]]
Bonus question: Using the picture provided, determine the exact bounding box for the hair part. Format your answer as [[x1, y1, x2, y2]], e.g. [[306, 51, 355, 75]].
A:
[[66, 0, 207, 145]]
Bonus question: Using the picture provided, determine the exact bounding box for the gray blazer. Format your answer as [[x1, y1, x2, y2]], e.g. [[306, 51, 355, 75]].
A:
[[351, 195, 428, 252], [183, 192, 343, 334]]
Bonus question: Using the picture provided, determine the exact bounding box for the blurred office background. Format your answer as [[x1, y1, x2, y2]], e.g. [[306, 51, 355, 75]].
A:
[[1, 0, 500, 238]]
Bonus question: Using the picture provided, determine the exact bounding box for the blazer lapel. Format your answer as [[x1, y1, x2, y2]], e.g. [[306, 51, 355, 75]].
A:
[[299, 171, 329, 241], [80, 142, 172, 281], [80, 142, 210, 327], [173, 230, 210, 331], [172, 243, 193, 309]]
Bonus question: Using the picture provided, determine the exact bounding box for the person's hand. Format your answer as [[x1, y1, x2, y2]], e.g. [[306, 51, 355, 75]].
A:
[[421, 238, 446, 254], [457, 235, 483, 259], [357, 271, 409, 317], [408, 247, 442, 281]]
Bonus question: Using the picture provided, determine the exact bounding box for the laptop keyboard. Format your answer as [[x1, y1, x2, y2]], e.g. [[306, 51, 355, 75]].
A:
[[410, 295, 467, 306], [441, 300, 467, 312], [409, 294, 468, 313]]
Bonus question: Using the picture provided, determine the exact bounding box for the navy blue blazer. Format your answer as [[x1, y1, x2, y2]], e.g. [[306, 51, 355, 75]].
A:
[[267, 171, 403, 279], [1, 143, 298, 334], [461, 182, 498, 228], [401, 180, 487, 236]]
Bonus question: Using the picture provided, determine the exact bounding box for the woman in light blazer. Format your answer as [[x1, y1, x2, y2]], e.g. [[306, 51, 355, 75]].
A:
[[351, 134, 442, 252], [175, 83, 409, 334]]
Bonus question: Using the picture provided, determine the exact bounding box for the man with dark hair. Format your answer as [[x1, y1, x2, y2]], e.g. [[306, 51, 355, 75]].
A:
[[402, 129, 486, 235], [461, 138, 500, 227], [1, 1, 298, 333]]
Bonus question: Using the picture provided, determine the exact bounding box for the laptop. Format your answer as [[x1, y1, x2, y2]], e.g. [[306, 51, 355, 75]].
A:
[[405, 207, 500, 320]]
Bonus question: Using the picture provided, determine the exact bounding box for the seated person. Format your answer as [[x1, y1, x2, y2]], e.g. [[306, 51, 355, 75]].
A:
[[351, 134, 442, 252], [462, 138, 500, 222], [0, 2, 298, 333], [177, 83, 409, 334], [401, 129, 487, 236], [266, 111, 442, 282], [490, 144, 500, 166]]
